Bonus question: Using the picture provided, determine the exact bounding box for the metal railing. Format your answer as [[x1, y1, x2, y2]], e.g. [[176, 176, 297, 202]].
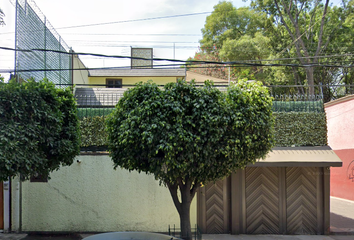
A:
[[75, 88, 325, 119], [168, 224, 202, 240]]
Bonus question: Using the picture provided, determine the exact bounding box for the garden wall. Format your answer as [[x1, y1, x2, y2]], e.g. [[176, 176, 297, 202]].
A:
[[19, 154, 196, 232]]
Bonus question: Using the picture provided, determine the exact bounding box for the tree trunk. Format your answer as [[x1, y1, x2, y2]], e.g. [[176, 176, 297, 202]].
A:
[[306, 66, 315, 96], [167, 179, 199, 240], [179, 200, 192, 240]]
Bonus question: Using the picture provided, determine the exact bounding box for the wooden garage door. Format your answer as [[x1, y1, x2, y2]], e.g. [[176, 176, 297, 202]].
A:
[[245, 167, 280, 234], [198, 167, 327, 235], [286, 167, 319, 234], [197, 178, 231, 234]]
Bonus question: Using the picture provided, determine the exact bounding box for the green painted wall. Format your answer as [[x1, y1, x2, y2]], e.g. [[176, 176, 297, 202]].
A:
[[20, 155, 197, 232]]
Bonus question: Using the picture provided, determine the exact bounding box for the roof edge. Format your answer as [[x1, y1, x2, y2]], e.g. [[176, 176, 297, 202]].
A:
[[324, 94, 354, 108]]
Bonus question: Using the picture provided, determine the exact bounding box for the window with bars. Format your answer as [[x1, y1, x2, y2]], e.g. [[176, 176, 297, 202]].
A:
[[106, 79, 122, 88]]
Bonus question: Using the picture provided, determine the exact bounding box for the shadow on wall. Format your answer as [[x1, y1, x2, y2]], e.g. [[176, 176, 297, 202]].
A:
[[330, 212, 354, 229]]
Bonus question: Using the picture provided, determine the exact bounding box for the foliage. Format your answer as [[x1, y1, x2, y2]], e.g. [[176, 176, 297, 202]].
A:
[[0, 79, 80, 181], [200, 3, 264, 52], [77, 107, 114, 119], [106, 80, 274, 240], [79, 107, 326, 149], [274, 112, 327, 146], [80, 116, 107, 147], [186, 50, 229, 80], [196, 0, 354, 97]]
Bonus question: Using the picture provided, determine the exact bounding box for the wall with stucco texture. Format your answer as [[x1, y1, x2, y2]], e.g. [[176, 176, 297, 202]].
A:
[[21, 155, 197, 232], [325, 98, 354, 150], [325, 96, 354, 201]]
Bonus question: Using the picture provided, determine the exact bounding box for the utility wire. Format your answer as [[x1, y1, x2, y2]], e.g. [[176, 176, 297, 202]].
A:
[[0, 12, 212, 35], [57, 12, 211, 30], [3, 46, 354, 66], [2, 46, 354, 74]]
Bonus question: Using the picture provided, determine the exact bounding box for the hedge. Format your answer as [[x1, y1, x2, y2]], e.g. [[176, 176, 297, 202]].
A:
[[77, 101, 324, 119], [77, 108, 114, 119], [79, 111, 327, 149], [273, 112, 327, 147]]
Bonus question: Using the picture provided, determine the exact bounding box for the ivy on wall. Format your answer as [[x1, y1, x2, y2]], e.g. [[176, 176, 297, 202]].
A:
[[80, 116, 107, 147], [79, 111, 328, 149], [273, 112, 327, 147]]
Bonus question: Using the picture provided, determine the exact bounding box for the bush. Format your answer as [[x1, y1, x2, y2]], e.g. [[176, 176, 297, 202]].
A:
[[0, 79, 80, 181]]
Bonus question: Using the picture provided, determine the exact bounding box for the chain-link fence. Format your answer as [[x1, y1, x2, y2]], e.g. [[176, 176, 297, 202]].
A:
[[13, 0, 71, 85]]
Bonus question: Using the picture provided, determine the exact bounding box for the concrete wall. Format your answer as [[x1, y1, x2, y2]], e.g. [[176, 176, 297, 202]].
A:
[[88, 77, 177, 87], [325, 96, 354, 201], [20, 155, 197, 232]]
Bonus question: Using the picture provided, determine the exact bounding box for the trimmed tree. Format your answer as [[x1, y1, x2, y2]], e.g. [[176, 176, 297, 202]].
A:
[[106, 80, 273, 240], [0, 79, 80, 181]]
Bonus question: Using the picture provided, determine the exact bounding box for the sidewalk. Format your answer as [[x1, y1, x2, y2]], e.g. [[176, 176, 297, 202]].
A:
[[330, 196, 354, 235]]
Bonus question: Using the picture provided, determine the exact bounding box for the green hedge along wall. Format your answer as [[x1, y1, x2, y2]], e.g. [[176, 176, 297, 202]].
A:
[[77, 100, 324, 120], [80, 112, 327, 149], [273, 112, 327, 147]]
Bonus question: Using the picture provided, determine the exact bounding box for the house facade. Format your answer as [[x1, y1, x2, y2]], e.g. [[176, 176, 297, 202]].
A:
[[325, 95, 354, 201], [1, 55, 344, 234]]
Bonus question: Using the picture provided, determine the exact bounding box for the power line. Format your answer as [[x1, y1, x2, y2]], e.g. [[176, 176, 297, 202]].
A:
[[61, 33, 202, 36], [2, 46, 354, 74], [0, 11, 211, 35]]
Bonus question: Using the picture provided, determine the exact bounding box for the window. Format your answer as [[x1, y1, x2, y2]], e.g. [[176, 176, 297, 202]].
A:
[[106, 79, 122, 88], [30, 173, 48, 182]]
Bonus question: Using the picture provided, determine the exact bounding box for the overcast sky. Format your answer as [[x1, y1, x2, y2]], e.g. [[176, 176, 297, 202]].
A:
[[0, 0, 249, 79]]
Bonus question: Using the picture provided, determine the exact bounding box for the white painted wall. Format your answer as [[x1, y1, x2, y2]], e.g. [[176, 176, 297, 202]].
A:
[[11, 177, 21, 232], [20, 154, 197, 232]]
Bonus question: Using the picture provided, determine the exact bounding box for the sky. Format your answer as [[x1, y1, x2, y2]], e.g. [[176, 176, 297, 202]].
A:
[[0, 0, 250, 80]]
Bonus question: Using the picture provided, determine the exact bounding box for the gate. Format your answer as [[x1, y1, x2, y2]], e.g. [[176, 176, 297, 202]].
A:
[[198, 167, 329, 235]]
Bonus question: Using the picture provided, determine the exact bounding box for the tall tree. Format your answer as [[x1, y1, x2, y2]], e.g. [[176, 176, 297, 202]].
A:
[[106, 80, 274, 240], [198, 2, 274, 82], [197, 1, 354, 97], [251, 0, 353, 95]]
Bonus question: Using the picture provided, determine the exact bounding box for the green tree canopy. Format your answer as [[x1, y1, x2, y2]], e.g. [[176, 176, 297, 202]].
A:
[[196, 0, 354, 98], [106, 80, 274, 240], [0, 79, 81, 181]]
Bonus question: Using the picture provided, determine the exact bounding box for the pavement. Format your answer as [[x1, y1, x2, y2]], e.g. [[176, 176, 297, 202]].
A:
[[0, 197, 353, 240]]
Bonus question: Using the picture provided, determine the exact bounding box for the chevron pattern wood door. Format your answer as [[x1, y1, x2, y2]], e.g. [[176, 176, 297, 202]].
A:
[[245, 167, 280, 234], [199, 178, 230, 234], [286, 167, 318, 234], [199, 166, 327, 235]]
